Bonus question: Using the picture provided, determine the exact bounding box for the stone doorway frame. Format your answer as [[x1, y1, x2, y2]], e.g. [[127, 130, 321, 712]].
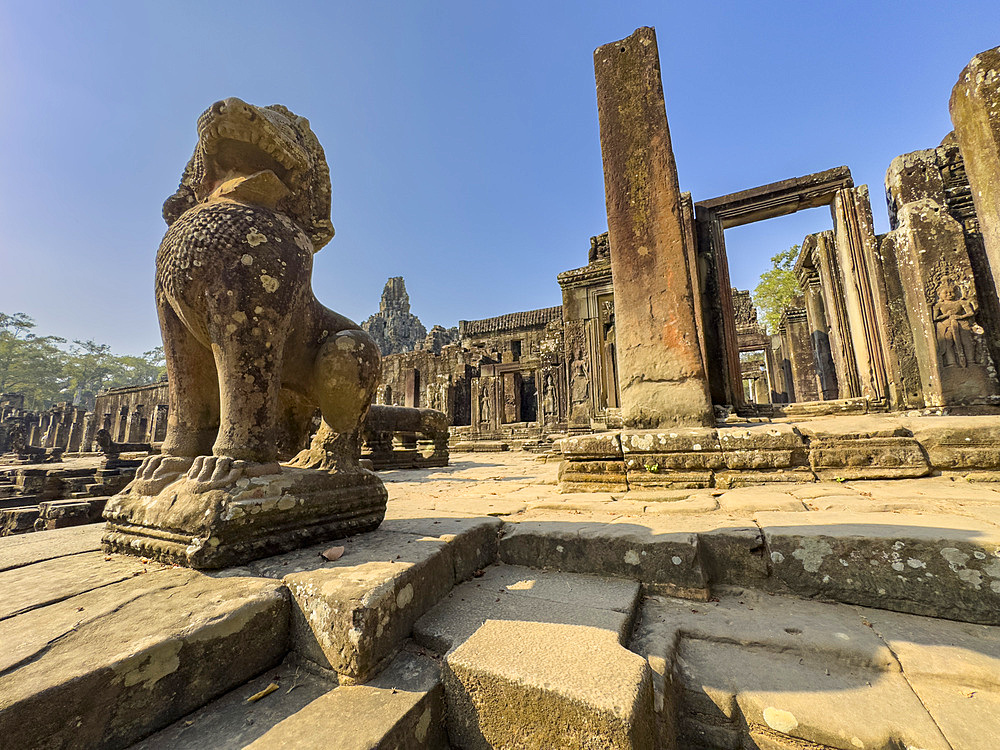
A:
[[694, 166, 897, 411]]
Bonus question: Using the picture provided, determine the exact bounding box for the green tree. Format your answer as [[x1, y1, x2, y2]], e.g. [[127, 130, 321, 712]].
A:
[[64, 343, 166, 411], [62, 340, 118, 410], [752, 245, 802, 334], [1, 314, 167, 412], [108, 347, 167, 390], [0, 313, 67, 410]]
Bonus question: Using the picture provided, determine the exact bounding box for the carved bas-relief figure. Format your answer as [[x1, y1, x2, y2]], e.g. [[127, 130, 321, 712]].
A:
[[479, 385, 492, 427], [933, 283, 984, 368], [103, 98, 387, 568]]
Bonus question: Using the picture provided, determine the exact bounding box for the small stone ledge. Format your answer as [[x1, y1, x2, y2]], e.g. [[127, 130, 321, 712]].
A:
[[443, 620, 655, 750], [498, 509, 1000, 624], [246, 516, 501, 683], [557, 416, 1000, 491]]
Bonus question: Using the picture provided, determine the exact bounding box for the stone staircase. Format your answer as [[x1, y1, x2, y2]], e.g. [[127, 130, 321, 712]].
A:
[[2, 490, 999, 749]]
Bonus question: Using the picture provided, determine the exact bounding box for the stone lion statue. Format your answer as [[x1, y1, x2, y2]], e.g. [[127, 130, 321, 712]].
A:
[[148, 97, 380, 483], [104, 98, 387, 568]]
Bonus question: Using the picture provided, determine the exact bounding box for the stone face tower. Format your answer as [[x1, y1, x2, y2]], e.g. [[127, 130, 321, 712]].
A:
[[362, 277, 428, 355]]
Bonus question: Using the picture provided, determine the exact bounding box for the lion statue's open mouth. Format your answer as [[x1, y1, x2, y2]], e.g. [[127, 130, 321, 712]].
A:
[[163, 97, 335, 252]]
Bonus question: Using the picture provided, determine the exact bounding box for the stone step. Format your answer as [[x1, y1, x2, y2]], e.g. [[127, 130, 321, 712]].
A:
[[0, 557, 290, 749], [0, 506, 39, 534], [414, 564, 641, 654], [499, 509, 1000, 624], [630, 586, 1000, 750], [131, 647, 447, 750], [245, 515, 500, 684], [0, 523, 103, 572], [414, 564, 652, 749], [0, 495, 38, 509]]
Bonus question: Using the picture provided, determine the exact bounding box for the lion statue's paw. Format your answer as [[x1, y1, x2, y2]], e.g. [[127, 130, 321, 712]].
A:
[[130, 455, 197, 496], [183, 455, 283, 493]]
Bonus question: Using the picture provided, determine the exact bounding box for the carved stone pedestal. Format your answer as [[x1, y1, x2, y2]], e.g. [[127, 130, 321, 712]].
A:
[[103, 455, 387, 569]]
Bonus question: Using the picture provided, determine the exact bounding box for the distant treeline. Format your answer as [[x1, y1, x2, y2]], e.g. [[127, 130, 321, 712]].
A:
[[0, 312, 165, 412]]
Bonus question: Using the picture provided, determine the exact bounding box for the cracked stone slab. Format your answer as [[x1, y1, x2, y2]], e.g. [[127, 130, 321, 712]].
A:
[[858, 606, 1000, 750], [247, 520, 495, 683], [444, 619, 654, 750], [0, 550, 156, 621], [414, 564, 640, 654], [715, 486, 808, 514], [757, 510, 1000, 623], [676, 638, 951, 750], [0, 523, 103, 572], [0, 566, 289, 750]]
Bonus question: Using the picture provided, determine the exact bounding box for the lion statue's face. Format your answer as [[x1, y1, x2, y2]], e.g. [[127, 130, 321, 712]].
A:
[[162, 98, 335, 251]]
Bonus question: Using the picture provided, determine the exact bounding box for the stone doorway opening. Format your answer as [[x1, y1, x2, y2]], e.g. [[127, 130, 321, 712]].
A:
[[695, 167, 892, 414]]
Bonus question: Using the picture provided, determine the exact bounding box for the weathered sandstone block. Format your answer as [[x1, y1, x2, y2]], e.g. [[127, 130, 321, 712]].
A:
[[594, 27, 713, 428]]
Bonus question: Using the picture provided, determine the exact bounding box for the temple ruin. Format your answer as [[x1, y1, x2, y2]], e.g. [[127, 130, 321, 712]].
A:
[[3, 27, 1000, 750]]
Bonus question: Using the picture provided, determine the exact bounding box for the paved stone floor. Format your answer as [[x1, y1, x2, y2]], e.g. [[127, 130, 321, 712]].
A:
[[2, 450, 999, 749]]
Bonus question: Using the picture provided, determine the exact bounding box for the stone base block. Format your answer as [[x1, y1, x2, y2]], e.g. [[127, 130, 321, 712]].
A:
[[103, 457, 387, 569], [758, 510, 1000, 624], [558, 431, 624, 459], [443, 620, 655, 750], [624, 451, 725, 472], [714, 468, 815, 489], [559, 460, 628, 492], [625, 468, 714, 489], [809, 437, 930, 480], [721, 448, 807, 471], [0, 507, 39, 535], [451, 441, 509, 452]]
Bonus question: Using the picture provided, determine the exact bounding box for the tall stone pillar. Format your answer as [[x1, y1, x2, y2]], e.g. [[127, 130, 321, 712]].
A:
[[831, 186, 891, 403], [779, 306, 821, 403], [810, 231, 859, 399], [594, 27, 713, 428], [502, 372, 522, 424], [801, 272, 839, 400], [952, 47, 1000, 299], [404, 369, 420, 408]]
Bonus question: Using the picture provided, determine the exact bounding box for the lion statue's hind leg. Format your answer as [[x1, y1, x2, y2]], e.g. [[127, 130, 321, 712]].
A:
[[287, 326, 382, 471]]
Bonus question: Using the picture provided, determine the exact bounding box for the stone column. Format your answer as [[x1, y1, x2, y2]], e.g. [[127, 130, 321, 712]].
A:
[[502, 372, 521, 424], [67, 408, 86, 452], [150, 404, 169, 443], [831, 186, 891, 403], [780, 305, 821, 403], [801, 273, 839, 400], [952, 47, 1000, 300], [594, 27, 713, 428], [811, 232, 859, 399], [405, 369, 420, 408], [81, 413, 95, 452]]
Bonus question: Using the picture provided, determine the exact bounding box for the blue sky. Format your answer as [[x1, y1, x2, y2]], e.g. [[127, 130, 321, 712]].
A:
[[2, 1, 998, 354]]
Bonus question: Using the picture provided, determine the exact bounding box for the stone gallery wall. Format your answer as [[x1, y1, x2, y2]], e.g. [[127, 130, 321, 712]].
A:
[[91, 382, 169, 448]]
